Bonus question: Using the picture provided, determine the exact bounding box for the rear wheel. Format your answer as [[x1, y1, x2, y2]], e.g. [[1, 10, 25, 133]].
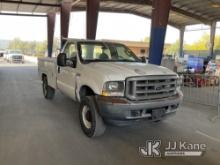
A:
[[79, 96, 106, 137], [42, 76, 55, 100]]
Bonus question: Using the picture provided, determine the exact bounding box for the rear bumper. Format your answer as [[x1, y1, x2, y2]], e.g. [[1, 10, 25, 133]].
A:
[[96, 90, 183, 125]]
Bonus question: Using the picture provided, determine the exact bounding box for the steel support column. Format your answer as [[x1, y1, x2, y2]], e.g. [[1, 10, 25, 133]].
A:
[[47, 12, 56, 57], [179, 27, 185, 57], [86, 0, 100, 39], [209, 22, 216, 58], [61, 2, 72, 48], [149, 0, 171, 65]]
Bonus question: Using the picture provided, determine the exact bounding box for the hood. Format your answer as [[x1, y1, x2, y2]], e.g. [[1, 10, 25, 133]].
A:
[[9, 54, 23, 56], [86, 62, 177, 81]]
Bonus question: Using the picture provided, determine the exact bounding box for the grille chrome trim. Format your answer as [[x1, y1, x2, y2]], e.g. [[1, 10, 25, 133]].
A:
[[125, 75, 177, 101], [12, 56, 22, 59]]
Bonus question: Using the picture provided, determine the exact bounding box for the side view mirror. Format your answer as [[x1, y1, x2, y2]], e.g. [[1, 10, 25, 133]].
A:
[[57, 53, 66, 66], [140, 56, 146, 63]]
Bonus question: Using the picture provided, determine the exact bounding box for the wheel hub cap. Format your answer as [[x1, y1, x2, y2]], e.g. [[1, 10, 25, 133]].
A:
[[82, 105, 92, 129]]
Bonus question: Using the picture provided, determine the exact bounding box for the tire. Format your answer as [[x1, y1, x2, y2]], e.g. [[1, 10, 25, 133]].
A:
[[42, 76, 55, 100], [79, 96, 106, 137]]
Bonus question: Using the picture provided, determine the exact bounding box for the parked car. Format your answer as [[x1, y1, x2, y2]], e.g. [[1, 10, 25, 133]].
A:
[[38, 39, 183, 137], [5, 50, 24, 63], [0, 50, 5, 57]]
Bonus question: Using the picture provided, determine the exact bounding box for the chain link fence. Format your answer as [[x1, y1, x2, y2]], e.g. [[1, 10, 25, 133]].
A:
[[180, 74, 219, 107]]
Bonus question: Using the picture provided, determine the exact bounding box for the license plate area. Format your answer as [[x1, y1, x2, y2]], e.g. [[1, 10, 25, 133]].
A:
[[151, 109, 165, 120]]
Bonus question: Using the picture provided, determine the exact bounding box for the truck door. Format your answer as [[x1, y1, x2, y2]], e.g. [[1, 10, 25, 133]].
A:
[[57, 43, 77, 100]]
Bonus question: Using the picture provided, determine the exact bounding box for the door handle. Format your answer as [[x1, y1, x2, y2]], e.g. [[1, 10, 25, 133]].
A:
[[58, 66, 60, 73]]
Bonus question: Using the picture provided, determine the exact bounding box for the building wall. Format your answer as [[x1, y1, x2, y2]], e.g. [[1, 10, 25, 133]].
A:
[[129, 47, 149, 57]]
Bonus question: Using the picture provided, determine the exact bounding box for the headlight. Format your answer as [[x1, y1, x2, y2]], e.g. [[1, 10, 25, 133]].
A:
[[102, 81, 124, 96]]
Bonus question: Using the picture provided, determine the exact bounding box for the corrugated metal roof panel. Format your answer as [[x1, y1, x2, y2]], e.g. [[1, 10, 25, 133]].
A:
[[0, 0, 220, 28]]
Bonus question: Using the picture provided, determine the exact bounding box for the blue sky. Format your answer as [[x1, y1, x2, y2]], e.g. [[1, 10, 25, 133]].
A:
[[0, 11, 219, 44]]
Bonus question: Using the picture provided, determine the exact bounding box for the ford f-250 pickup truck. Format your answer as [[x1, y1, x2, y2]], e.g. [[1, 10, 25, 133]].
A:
[[38, 39, 183, 137]]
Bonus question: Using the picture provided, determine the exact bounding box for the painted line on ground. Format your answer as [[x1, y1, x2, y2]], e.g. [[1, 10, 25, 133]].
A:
[[195, 130, 220, 143]]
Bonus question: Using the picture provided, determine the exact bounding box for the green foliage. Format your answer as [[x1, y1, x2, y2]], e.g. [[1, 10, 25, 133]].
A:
[[164, 33, 220, 56], [183, 33, 220, 51], [164, 40, 180, 55], [8, 38, 60, 57], [185, 33, 210, 51], [214, 35, 220, 50], [142, 36, 150, 42]]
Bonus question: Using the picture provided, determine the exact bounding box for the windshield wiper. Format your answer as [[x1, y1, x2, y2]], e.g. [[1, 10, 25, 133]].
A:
[[83, 59, 109, 63], [116, 59, 140, 62], [83, 59, 141, 63]]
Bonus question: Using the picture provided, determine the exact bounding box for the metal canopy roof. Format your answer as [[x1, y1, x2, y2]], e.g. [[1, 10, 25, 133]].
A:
[[0, 0, 220, 29]]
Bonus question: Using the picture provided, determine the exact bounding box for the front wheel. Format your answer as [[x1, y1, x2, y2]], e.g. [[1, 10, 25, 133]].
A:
[[42, 76, 55, 100], [79, 96, 106, 137]]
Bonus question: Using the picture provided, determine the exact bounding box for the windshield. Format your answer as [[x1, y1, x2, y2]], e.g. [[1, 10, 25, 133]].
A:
[[77, 42, 141, 63], [8, 50, 22, 54]]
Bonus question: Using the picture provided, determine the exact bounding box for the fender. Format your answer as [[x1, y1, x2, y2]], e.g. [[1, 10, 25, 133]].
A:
[[76, 73, 102, 102]]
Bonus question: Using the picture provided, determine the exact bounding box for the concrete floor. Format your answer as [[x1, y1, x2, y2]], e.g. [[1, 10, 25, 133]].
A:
[[0, 61, 220, 165]]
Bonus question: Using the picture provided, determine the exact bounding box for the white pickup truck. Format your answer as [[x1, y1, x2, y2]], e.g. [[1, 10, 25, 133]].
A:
[[5, 50, 24, 63], [38, 39, 183, 137]]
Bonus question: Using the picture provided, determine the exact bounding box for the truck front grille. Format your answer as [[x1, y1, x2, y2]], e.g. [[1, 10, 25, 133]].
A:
[[12, 56, 22, 59], [125, 75, 177, 101]]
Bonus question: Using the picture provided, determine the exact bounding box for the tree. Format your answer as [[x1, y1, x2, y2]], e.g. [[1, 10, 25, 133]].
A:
[[185, 33, 210, 51], [214, 35, 220, 50], [35, 40, 47, 57], [8, 38, 23, 50], [8, 38, 62, 57], [142, 36, 150, 43], [164, 40, 180, 55]]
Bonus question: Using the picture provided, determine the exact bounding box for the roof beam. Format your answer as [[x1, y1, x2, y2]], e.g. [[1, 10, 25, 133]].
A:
[[0, 12, 47, 17], [16, 0, 22, 13], [103, 0, 211, 25], [108, 0, 151, 5], [0, 0, 213, 26], [32, 0, 42, 13], [72, 6, 182, 29], [0, 0, 60, 7], [172, 1, 213, 20], [171, 6, 211, 25]]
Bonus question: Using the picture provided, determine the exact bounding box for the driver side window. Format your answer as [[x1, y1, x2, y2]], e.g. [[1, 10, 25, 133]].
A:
[[64, 43, 77, 67]]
